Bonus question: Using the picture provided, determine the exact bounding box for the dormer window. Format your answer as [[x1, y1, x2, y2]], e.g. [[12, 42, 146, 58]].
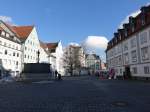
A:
[[141, 6, 147, 26], [123, 24, 128, 37], [6, 33, 9, 38], [129, 17, 135, 32], [131, 25, 135, 32], [115, 38, 117, 43], [141, 14, 145, 26], [124, 29, 128, 37], [1, 31, 5, 36], [119, 35, 121, 40]]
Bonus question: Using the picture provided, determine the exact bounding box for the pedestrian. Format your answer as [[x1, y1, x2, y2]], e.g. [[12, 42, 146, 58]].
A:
[[58, 73, 62, 80], [55, 70, 58, 80]]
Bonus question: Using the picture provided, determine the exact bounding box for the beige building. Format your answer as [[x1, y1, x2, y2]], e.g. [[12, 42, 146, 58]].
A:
[[85, 54, 101, 72], [63, 45, 85, 75], [106, 5, 150, 79]]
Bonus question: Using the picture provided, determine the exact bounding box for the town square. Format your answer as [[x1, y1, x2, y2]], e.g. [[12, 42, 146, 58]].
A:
[[0, 0, 150, 111]]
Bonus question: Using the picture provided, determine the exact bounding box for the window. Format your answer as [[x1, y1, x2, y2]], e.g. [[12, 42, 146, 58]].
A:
[[124, 29, 128, 37], [5, 50, 7, 55], [0, 41, 2, 45], [131, 50, 137, 62], [24, 55, 26, 58], [131, 26, 135, 32], [1, 31, 5, 36], [141, 47, 149, 60], [25, 47, 27, 50], [141, 14, 145, 25], [118, 56, 122, 65], [16, 46, 18, 50], [124, 42, 128, 51], [17, 53, 19, 57], [16, 61, 18, 69], [6, 33, 9, 37], [140, 32, 147, 44], [16, 61, 18, 65], [4, 42, 6, 46], [118, 45, 122, 53], [120, 69, 122, 74], [132, 67, 137, 74], [13, 52, 15, 56], [124, 53, 129, 64], [130, 38, 136, 48], [144, 66, 149, 74]]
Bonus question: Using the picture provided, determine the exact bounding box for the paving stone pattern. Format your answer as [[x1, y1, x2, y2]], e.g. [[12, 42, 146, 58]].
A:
[[0, 76, 149, 112]]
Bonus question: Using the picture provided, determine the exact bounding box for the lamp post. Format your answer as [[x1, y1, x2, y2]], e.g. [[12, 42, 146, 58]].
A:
[[37, 50, 40, 63]]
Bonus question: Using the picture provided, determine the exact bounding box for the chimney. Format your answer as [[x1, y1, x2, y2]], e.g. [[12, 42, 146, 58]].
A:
[[129, 16, 134, 24], [140, 6, 147, 13], [114, 32, 119, 37]]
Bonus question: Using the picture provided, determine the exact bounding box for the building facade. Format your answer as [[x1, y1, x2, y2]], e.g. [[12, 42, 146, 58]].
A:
[[0, 20, 65, 77], [39, 41, 49, 63], [12, 26, 41, 64], [106, 5, 150, 78], [63, 45, 86, 75], [0, 21, 22, 77], [85, 54, 101, 71], [47, 41, 64, 75]]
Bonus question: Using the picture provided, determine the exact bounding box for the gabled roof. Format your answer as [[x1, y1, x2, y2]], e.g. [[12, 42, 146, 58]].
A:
[[0, 26, 21, 44], [39, 41, 49, 54], [12, 26, 34, 40], [46, 42, 58, 49], [46, 42, 58, 53], [86, 54, 100, 60], [40, 41, 48, 49]]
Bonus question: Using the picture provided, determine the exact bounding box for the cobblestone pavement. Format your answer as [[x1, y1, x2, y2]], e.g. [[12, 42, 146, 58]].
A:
[[0, 76, 150, 112]]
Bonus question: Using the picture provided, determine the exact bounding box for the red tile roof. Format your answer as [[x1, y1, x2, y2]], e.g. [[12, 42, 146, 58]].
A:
[[46, 43, 58, 49], [0, 27, 4, 31], [40, 41, 48, 49], [12, 26, 34, 40]]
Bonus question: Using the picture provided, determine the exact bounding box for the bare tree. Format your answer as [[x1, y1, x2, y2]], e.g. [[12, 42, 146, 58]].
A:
[[63, 45, 83, 76]]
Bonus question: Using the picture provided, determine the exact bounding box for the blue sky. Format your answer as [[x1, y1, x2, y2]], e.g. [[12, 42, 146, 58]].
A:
[[0, 0, 150, 60]]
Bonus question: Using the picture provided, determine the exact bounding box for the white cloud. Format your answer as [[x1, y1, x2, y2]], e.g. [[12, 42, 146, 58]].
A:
[[0, 16, 12, 23], [0, 16, 16, 25], [119, 10, 141, 29], [84, 36, 108, 49], [118, 2, 150, 29], [69, 42, 80, 46]]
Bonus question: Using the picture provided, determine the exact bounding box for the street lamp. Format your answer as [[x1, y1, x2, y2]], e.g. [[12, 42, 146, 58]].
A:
[[37, 50, 40, 63]]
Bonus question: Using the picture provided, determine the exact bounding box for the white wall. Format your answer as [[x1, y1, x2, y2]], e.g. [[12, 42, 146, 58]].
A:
[[23, 27, 41, 63], [0, 34, 22, 76], [106, 26, 150, 77]]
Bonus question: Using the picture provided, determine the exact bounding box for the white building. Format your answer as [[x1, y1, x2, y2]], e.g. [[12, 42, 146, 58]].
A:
[[85, 54, 101, 72], [106, 5, 150, 79], [46, 41, 64, 75], [0, 21, 22, 77], [11, 26, 41, 64], [39, 41, 49, 63]]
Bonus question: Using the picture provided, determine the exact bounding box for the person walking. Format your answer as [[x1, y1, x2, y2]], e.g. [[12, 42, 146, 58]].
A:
[[58, 73, 62, 80], [55, 70, 58, 80]]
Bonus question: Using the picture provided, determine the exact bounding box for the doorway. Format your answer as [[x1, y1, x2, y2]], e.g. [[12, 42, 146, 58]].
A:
[[125, 66, 131, 79]]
